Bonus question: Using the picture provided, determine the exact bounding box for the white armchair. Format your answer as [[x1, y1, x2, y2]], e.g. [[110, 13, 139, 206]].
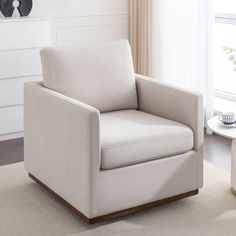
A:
[[24, 40, 204, 224]]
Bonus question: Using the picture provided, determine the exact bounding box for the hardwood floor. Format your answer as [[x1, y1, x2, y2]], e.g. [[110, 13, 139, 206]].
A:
[[204, 133, 231, 171], [0, 138, 24, 166], [0, 133, 232, 171]]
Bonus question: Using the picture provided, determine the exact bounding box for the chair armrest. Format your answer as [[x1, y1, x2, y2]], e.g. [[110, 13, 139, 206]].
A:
[[24, 81, 100, 216], [136, 74, 204, 151]]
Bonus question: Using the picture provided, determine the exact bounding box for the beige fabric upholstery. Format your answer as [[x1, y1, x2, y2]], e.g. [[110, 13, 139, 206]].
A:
[[135, 74, 204, 151], [40, 40, 138, 112], [24, 82, 100, 217], [101, 110, 193, 170], [136, 74, 204, 187], [24, 42, 204, 219], [24, 79, 203, 218]]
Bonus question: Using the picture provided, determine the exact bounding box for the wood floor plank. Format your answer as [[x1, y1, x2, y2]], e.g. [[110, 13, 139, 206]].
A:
[[0, 138, 24, 166]]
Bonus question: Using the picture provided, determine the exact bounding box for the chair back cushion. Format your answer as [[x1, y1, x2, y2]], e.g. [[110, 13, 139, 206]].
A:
[[40, 40, 138, 112]]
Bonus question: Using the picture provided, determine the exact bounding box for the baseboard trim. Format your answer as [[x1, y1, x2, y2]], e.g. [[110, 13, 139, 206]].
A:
[[0, 132, 23, 141], [29, 173, 199, 224]]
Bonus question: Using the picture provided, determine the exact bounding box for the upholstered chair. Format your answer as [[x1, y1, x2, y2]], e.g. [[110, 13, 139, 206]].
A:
[[24, 40, 204, 224]]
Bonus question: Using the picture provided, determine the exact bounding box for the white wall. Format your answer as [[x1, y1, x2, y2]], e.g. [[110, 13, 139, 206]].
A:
[[31, 0, 130, 47], [32, 0, 129, 17]]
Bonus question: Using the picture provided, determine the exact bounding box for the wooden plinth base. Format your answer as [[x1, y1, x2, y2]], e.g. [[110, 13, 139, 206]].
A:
[[29, 173, 199, 224]]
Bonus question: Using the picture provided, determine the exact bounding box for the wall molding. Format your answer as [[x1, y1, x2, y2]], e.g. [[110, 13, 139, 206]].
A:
[[0, 74, 42, 81], [0, 18, 50, 140], [51, 12, 129, 19], [50, 14, 129, 46], [0, 132, 23, 141]]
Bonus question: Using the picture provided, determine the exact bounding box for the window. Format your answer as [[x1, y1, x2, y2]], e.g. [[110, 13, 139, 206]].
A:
[[214, 0, 236, 102]]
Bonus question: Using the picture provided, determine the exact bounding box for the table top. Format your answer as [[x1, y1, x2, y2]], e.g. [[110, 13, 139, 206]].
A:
[[208, 116, 236, 139]]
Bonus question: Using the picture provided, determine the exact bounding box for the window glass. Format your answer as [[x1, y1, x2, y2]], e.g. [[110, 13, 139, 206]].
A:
[[215, 0, 236, 13], [214, 23, 236, 96]]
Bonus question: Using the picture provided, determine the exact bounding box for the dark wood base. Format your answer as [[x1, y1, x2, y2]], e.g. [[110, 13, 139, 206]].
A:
[[29, 173, 199, 224]]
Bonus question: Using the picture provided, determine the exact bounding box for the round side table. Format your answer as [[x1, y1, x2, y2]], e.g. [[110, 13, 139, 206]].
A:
[[207, 116, 236, 195]]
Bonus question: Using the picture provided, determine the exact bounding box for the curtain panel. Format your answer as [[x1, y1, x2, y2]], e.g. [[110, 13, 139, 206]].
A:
[[150, 0, 214, 124], [129, 0, 150, 76]]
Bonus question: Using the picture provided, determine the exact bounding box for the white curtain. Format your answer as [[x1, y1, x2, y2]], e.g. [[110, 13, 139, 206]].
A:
[[150, 0, 214, 124]]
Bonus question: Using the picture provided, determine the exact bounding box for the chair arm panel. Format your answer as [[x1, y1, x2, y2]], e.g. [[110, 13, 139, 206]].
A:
[[136, 74, 204, 151], [24, 81, 100, 216]]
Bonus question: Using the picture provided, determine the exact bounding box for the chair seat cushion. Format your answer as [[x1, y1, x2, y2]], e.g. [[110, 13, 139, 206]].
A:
[[100, 110, 194, 170]]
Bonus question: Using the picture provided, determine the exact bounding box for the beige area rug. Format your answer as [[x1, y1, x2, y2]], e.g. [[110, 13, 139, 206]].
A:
[[0, 162, 236, 236]]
